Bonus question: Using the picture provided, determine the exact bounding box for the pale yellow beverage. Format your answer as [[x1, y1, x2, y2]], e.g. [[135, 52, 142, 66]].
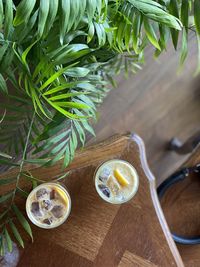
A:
[[94, 159, 139, 204], [26, 182, 71, 229]]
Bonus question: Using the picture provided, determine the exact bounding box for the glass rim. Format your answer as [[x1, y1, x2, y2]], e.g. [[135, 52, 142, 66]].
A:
[[26, 182, 71, 229]]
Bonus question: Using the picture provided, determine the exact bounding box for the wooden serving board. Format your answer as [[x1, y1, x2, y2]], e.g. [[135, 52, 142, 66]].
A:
[[2, 134, 184, 267]]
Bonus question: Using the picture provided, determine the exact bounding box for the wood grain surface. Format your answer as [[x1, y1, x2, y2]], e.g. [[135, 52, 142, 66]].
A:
[[118, 250, 158, 267], [1, 134, 183, 267], [161, 144, 200, 267]]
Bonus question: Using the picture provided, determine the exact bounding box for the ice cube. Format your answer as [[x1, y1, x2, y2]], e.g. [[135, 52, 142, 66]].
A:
[[50, 189, 55, 200], [41, 199, 52, 211], [43, 217, 53, 225], [99, 167, 111, 183], [98, 184, 111, 198], [31, 202, 42, 217], [36, 188, 49, 200], [116, 192, 126, 202], [107, 176, 120, 196], [51, 205, 64, 218]]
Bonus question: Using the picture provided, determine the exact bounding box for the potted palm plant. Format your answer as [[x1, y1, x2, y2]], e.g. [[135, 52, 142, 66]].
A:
[[0, 0, 200, 255]]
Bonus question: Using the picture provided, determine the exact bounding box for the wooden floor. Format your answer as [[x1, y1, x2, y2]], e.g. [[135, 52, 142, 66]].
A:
[[89, 32, 200, 186]]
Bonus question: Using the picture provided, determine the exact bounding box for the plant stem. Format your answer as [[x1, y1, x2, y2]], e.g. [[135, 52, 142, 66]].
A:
[[9, 112, 36, 206]]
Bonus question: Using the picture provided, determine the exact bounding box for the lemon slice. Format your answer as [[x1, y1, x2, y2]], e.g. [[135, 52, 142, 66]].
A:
[[113, 169, 129, 186], [55, 187, 68, 206]]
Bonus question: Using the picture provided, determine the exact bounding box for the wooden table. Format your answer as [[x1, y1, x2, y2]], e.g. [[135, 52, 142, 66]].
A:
[[1, 134, 184, 266]]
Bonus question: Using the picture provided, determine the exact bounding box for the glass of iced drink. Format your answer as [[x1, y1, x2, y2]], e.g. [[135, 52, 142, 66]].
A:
[[26, 182, 71, 229], [94, 159, 139, 204]]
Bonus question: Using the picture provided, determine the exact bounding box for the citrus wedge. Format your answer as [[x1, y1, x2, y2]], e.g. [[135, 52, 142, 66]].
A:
[[113, 169, 129, 186], [55, 187, 68, 205]]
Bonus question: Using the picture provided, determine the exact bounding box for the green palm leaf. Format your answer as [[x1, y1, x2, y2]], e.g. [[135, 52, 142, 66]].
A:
[[0, 0, 3, 28], [144, 18, 160, 50], [0, 192, 13, 203], [0, 74, 8, 94], [60, 0, 71, 44], [13, 0, 36, 26], [128, 0, 182, 30], [12, 204, 33, 241], [38, 0, 50, 38], [4, 228, 12, 253], [4, 0, 13, 40], [9, 221, 24, 248]]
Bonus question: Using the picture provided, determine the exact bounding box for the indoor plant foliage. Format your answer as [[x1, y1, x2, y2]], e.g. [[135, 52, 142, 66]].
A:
[[0, 0, 200, 254]]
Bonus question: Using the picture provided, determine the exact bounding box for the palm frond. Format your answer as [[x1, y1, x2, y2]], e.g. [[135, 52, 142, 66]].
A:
[[0, 94, 33, 156], [30, 113, 95, 168]]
